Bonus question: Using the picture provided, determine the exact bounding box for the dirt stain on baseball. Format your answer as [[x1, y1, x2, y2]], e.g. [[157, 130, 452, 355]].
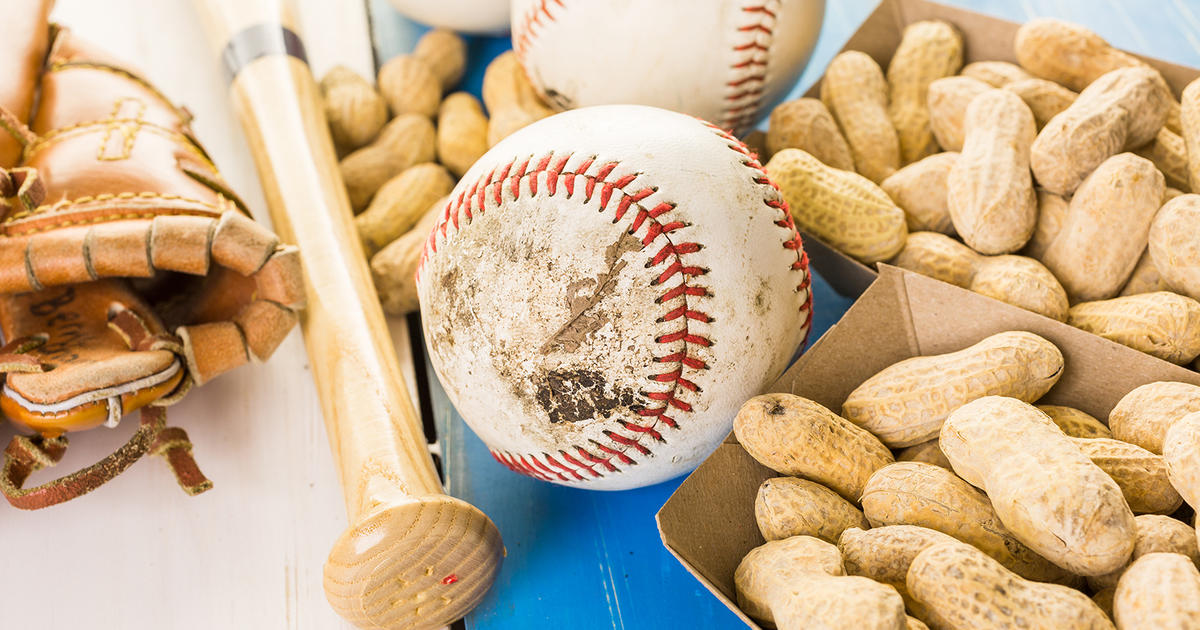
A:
[[540, 231, 642, 353], [534, 368, 638, 424]]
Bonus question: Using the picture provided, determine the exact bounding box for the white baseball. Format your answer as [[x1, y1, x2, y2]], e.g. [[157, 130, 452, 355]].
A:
[[511, 0, 825, 134], [417, 105, 812, 490], [388, 0, 510, 34]]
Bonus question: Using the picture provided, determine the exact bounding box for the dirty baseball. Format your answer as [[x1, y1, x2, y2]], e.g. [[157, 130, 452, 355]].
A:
[[417, 104, 812, 490], [511, 0, 825, 134]]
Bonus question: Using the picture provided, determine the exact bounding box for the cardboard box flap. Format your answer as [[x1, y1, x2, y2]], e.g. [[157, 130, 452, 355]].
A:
[[773, 264, 917, 410], [655, 445, 773, 626]]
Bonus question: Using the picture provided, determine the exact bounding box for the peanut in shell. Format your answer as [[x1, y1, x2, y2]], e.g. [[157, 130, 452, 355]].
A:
[[861, 461, 1076, 583], [1121, 250, 1171, 296], [1041, 152, 1164, 302], [1149, 193, 1200, 301], [339, 114, 437, 212], [734, 393, 894, 502], [895, 439, 951, 470], [766, 98, 854, 169], [1068, 292, 1200, 365], [838, 525, 963, 622], [1004, 78, 1078, 128], [765, 148, 907, 264], [1071, 436, 1183, 515], [377, 54, 442, 118], [926, 75, 990, 152], [1030, 67, 1170, 196], [940, 396, 1136, 576], [436, 92, 489, 178], [371, 195, 446, 316], [842, 331, 1064, 447], [891, 231, 1069, 321], [1088, 514, 1200, 591], [320, 65, 388, 153], [886, 20, 963, 164], [413, 28, 466, 91], [908, 543, 1115, 630], [1037, 405, 1112, 439], [1015, 18, 1150, 92], [754, 476, 869, 543], [1184, 78, 1200, 191], [947, 88, 1037, 254], [1022, 188, 1069, 262], [355, 163, 454, 255], [1136, 128, 1191, 192], [821, 51, 900, 183], [961, 60, 1034, 87], [1109, 381, 1200, 454], [1113, 553, 1200, 630], [880, 152, 958, 235], [1162, 411, 1200, 508], [736, 536, 908, 630]]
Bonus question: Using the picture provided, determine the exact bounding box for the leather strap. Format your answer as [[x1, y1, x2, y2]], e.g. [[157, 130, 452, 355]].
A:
[[151, 426, 211, 495], [0, 405, 211, 509]]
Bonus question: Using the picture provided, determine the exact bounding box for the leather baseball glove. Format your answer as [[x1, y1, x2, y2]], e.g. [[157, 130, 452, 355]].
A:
[[0, 3, 304, 508]]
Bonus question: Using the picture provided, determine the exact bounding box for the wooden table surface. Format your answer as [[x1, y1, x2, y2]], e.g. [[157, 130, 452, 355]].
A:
[[0, 1, 394, 628], [0, 0, 1197, 629]]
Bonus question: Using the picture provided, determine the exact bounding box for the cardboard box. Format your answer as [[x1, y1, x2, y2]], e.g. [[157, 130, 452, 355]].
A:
[[796, 0, 1200, 297], [656, 265, 1200, 628]]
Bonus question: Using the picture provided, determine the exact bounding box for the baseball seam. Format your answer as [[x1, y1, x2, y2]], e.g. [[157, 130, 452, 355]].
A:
[[512, 0, 780, 133], [721, 1, 779, 131], [702, 119, 813, 333], [512, 0, 564, 63], [418, 124, 809, 484]]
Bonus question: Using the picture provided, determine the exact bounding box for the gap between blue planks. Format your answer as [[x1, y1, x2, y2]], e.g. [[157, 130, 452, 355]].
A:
[[369, 0, 1199, 627]]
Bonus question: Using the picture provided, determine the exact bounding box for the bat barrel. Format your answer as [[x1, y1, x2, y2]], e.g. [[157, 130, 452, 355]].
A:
[[193, 1, 503, 627]]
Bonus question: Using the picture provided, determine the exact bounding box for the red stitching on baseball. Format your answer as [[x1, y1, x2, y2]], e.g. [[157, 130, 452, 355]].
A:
[[742, 5, 777, 17], [592, 441, 635, 465], [513, 0, 565, 61], [604, 431, 651, 456], [721, 1, 779, 130], [702, 120, 814, 341], [734, 42, 770, 52], [544, 453, 587, 481]]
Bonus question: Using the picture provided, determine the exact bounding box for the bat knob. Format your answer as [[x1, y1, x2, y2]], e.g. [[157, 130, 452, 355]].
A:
[[324, 493, 504, 629]]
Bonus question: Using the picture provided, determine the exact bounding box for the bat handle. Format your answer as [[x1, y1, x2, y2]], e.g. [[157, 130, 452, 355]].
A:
[[192, 2, 503, 628]]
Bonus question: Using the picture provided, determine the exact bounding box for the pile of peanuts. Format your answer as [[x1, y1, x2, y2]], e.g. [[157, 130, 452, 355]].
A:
[[319, 31, 554, 314], [759, 18, 1200, 370], [733, 330, 1200, 629]]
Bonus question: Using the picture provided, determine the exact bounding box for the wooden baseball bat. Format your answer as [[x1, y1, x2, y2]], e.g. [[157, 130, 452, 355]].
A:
[[191, 1, 503, 628]]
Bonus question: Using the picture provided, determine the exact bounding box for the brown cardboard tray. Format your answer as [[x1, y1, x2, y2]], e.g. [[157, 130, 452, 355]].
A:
[[656, 265, 1200, 628], [798, 0, 1200, 297]]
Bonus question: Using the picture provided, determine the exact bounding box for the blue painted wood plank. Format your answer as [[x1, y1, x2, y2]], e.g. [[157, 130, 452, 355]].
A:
[[369, 1, 1199, 627]]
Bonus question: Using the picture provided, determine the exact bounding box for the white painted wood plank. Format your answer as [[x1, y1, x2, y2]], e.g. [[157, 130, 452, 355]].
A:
[[0, 1, 409, 628]]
